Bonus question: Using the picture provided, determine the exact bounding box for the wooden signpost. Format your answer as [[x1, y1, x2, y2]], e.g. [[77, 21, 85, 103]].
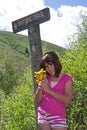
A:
[[12, 8, 50, 129], [12, 8, 50, 33]]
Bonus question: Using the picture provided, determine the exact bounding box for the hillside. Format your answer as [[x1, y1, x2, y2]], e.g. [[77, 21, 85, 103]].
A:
[[0, 31, 66, 72], [0, 31, 66, 54]]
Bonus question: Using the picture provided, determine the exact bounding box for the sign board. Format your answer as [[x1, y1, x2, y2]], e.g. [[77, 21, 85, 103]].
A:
[[12, 8, 50, 33]]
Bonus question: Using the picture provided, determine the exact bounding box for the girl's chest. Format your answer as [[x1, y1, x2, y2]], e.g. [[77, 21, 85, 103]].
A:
[[51, 80, 65, 94]]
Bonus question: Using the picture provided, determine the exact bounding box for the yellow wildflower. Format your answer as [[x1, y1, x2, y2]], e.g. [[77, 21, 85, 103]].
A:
[[34, 68, 47, 85]]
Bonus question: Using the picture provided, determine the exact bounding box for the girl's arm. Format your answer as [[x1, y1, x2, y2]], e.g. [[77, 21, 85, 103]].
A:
[[35, 86, 44, 105], [40, 79, 73, 105], [48, 80, 73, 104]]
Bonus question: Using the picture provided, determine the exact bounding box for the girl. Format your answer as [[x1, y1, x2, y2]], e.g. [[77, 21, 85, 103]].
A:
[[35, 51, 73, 130]]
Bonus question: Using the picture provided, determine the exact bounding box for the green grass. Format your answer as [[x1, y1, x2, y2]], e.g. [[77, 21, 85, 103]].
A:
[[0, 31, 66, 57]]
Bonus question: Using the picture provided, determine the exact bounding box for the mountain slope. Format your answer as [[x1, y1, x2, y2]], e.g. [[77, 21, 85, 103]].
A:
[[0, 31, 66, 57]]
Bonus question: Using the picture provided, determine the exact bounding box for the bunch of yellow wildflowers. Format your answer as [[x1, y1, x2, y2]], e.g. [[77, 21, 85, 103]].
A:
[[34, 68, 47, 85]]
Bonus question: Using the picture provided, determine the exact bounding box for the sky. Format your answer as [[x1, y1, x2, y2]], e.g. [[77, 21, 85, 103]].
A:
[[44, 0, 87, 10], [0, 0, 87, 48]]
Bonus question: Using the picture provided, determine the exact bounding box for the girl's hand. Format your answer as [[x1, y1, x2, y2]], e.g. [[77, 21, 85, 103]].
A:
[[39, 78, 50, 93]]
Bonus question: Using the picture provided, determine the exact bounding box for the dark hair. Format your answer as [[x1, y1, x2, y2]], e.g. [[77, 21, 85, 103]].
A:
[[40, 51, 62, 77]]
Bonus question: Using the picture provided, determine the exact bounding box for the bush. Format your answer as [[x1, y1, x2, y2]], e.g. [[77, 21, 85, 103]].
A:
[[62, 43, 87, 130], [0, 67, 37, 130]]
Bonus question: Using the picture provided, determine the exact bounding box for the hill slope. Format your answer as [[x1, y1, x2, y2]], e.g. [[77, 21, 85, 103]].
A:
[[0, 31, 66, 72], [0, 31, 66, 55]]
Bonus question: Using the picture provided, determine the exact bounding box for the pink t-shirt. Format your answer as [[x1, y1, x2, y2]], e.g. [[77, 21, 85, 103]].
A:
[[38, 73, 72, 117]]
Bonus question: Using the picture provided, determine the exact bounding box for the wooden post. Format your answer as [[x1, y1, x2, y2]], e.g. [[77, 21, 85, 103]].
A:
[[12, 8, 50, 130], [28, 24, 42, 129], [28, 24, 42, 93]]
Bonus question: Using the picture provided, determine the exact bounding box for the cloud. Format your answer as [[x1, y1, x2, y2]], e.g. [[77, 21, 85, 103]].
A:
[[40, 5, 87, 48], [0, 0, 87, 48], [0, 0, 45, 30]]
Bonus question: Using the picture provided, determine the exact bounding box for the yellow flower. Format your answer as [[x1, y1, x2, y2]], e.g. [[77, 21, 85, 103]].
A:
[[34, 68, 47, 85]]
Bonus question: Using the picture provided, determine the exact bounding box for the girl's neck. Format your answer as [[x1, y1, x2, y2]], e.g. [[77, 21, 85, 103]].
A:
[[51, 73, 63, 82]]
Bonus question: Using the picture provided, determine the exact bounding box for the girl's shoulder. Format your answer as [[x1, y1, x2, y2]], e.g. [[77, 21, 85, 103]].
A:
[[62, 73, 72, 81]]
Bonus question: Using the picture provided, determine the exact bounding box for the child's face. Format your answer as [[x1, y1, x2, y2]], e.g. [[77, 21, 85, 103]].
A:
[[44, 63, 55, 76]]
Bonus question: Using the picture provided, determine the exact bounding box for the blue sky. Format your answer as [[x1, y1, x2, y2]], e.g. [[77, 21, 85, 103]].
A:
[[0, 0, 87, 48], [44, 0, 87, 9]]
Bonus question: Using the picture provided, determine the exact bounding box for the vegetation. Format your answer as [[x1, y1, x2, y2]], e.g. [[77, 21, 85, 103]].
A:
[[0, 17, 87, 130], [0, 67, 36, 130], [62, 17, 87, 130], [62, 43, 87, 130]]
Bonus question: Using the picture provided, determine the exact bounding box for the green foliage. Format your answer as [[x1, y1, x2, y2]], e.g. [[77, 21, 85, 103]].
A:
[[0, 67, 36, 130], [0, 47, 19, 95], [77, 17, 87, 46], [62, 42, 87, 130]]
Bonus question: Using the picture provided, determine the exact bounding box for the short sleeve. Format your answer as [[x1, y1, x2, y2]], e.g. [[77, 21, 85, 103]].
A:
[[63, 73, 72, 83]]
